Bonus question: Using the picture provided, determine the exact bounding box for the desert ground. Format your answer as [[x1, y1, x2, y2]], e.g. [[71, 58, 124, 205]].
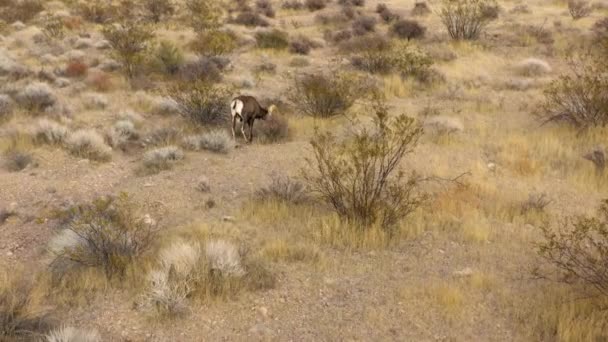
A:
[[0, 0, 607, 341]]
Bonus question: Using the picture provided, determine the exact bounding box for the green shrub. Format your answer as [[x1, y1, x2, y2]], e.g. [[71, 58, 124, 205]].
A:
[[168, 81, 232, 126], [49, 193, 159, 280], [540, 54, 608, 128], [439, 0, 498, 40], [191, 29, 238, 56], [302, 98, 425, 233], [185, 0, 221, 31], [537, 199, 608, 297], [155, 41, 184, 75], [102, 22, 155, 79], [256, 29, 289, 49], [288, 71, 369, 118]]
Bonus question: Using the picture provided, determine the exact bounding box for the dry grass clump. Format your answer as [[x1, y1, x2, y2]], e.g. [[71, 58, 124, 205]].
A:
[[289, 35, 319, 55], [303, 98, 425, 234], [439, 0, 498, 40], [424, 116, 464, 138], [592, 17, 608, 42], [77, 2, 115, 24], [1, 133, 34, 172], [233, 11, 269, 27], [86, 71, 113, 92], [376, 4, 400, 23], [65, 130, 112, 161], [282, 0, 304, 10], [256, 176, 307, 204], [339, 0, 364, 6], [16, 82, 57, 112], [568, 0, 591, 20], [82, 93, 109, 110], [138, 238, 274, 316], [64, 60, 88, 78], [106, 120, 138, 150], [0, 270, 55, 340], [255, 29, 289, 49], [168, 81, 231, 126], [391, 19, 426, 41], [516, 58, 551, 77], [412, 1, 431, 16], [191, 29, 238, 57], [178, 57, 226, 83], [49, 193, 159, 280], [154, 41, 184, 75], [0, 94, 13, 122], [33, 119, 69, 145], [288, 71, 370, 118], [183, 130, 234, 153], [520, 193, 551, 215], [142, 146, 184, 172], [256, 0, 276, 17], [305, 0, 326, 11], [45, 326, 101, 342], [252, 114, 290, 143], [536, 199, 608, 297]]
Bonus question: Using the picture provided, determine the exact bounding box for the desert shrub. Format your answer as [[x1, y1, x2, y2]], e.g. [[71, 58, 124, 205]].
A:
[[540, 55, 608, 128], [184, 130, 234, 153], [325, 29, 353, 43], [87, 71, 113, 92], [255, 29, 289, 49], [351, 42, 434, 81], [65, 60, 88, 78], [191, 29, 238, 56], [256, 176, 307, 204], [439, 0, 498, 40], [537, 199, 608, 297], [40, 14, 66, 40], [376, 3, 400, 23], [521, 193, 552, 214], [106, 120, 138, 149], [0, 0, 44, 23], [138, 239, 274, 316], [45, 326, 101, 342], [302, 98, 425, 232], [154, 41, 184, 75], [82, 93, 109, 110], [339, 33, 391, 54], [233, 11, 269, 27], [33, 119, 69, 145], [339, 0, 364, 6], [352, 15, 376, 36], [49, 193, 158, 280], [178, 56, 228, 83], [305, 0, 326, 11], [593, 17, 608, 42], [252, 114, 290, 143], [142, 146, 183, 172], [3, 150, 33, 172], [16, 82, 57, 112], [168, 81, 231, 126], [568, 0, 591, 20], [516, 58, 551, 77], [102, 22, 155, 79], [256, 0, 275, 17], [77, 2, 115, 24], [412, 1, 431, 16], [288, 71, 368, 118], [65, 129, 112, 161], [143, 0, 175, 23], [282, 0, 303, 10], [0, 94, 13, 121], [145, 127, 181, 146], [289, 35, 317, 55], [391, 19, 426, 40], [0, 271, 55, 340], [185, 0, 222, 31]]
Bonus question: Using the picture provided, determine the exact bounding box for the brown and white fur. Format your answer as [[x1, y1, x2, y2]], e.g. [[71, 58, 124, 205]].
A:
[[230, 95, 276, 143]]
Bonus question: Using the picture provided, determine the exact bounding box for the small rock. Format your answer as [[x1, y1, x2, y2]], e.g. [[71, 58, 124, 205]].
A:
[[95, 40, 111, 50], [197, 176, 211, 192], [222, 216, 235, 222], [11, 21, 25, 30], [74, 38, 93, 49], [453, 267, 474, 277], [487, 162, 496, 172], [258, 306, 268, 318], [6, 251, 13, 257]]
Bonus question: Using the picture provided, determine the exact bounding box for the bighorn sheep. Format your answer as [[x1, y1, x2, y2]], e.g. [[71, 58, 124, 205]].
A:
[[230, 96, 276, 143]]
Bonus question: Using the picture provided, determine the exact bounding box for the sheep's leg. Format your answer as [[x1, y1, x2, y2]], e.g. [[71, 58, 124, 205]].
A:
[[241, 122, 248, 142], [249, 120, 254, 143], [231, 116, 237, 140]]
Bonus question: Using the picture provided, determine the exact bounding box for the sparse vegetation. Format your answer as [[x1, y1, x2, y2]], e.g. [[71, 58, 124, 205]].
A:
[[143, 0, 175, 23], [102, 21, 155, 79], [16, 82, 57, 112], [303, 98, 425, 233], [391, 19, 426, 41], [352, 15, 376, 36], [184, 130, 234, 153], [142, 146, 184, 172], [0, 0, 44, 24], [252, 114, 290, 143], [154, 41, 184, 75], [568, 0, 591, 20], [255, 29, 289, 49], [305, 0, 326, 11], [168, 81, 231, 126], [65, 129, 112, 161], [33, 119, 69, 145], [256, 176, 307, 204]]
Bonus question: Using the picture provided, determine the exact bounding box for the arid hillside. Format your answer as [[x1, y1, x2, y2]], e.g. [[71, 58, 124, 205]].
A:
[[0, 0, 607, 341]]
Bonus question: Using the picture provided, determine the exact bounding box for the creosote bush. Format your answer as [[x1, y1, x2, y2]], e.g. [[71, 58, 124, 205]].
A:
[[537, 199, 608, 297], [185, 0, 222, 31], [154, 41, 184, 75], [102, 21, 155, 79], [540, 54, 608, 128], [391, 19, 426, 41], [49, 193, 159, 280], [255, 29, 289, 49], [568, 0, 591, 20], [168, 81, 231, 126], [191, 30, 238, 56], [288, 71, 370, 118], [439, 0, 498, 40], [143, 0, 175, 23], [352, 15, 376, 36], [256, 176, 307, 204], [302, 98, 425, 233]]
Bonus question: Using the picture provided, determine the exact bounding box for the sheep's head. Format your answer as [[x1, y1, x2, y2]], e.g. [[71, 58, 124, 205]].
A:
[[266, 104, 277, 118]]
